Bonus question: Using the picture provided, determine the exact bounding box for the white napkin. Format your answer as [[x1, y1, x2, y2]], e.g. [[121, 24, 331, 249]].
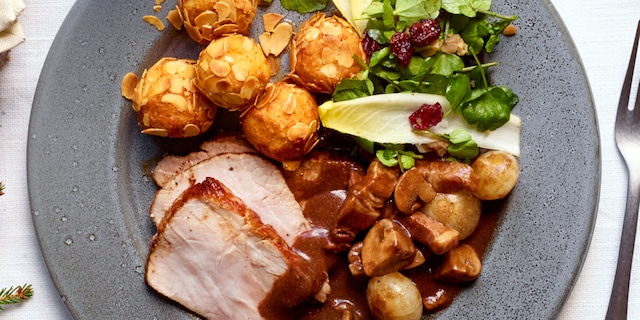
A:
[[0, 0, 25, 52]]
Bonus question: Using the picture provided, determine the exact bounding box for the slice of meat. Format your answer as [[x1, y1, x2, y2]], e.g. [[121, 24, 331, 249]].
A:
[[146, 177, 322, 320], [152, 133, 258, 187], [150, 152, 310, 246]]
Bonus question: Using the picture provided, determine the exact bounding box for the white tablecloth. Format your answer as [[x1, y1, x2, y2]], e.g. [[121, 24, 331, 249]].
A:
[[0, 0, 638, 319]]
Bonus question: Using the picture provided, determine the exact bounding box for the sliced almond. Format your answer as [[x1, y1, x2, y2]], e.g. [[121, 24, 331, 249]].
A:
[[121, 72, 138, 100], [268, 22, 293, 56], [231, 64, 248, 82], [184, 21, 203, 42], [267, 55, 280, 77], [214, 1, 232, 21], [141, 128, 169, 137], [258, 32, 272, 56], [167, 15, 182, 31], [213, 23, 238, 36], [161, 93, 189, 112], [209, 59, 231, 77], [194, 11, 219, 28], [263, 13, 284, 32], [143, 15, 165, 31], [153, 5, 162, 12], [183, 124, 201, 137], [288, 123, 309, 141]]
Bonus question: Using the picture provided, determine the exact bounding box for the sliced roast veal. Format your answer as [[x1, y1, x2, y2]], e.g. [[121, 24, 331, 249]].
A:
[[150, 152, 310, 246], [146, 177, 322, 320]]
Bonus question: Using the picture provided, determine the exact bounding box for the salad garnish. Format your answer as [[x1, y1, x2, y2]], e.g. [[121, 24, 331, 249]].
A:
[[318, 0, 520, 168]]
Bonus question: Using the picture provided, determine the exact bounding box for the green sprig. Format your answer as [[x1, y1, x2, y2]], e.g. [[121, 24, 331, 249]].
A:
[[0, 181, 4, 196], [0, 284, 34, 310]]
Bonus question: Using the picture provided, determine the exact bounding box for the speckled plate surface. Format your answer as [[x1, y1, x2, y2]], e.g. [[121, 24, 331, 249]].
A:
[[27, 0, 600, 319]]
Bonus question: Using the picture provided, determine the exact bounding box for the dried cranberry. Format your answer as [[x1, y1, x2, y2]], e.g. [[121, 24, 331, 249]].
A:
[[362, 33, 383, 58], [409, 103, 443, 129], [409, 19, 441, 47], [390, 32, 413, 67]]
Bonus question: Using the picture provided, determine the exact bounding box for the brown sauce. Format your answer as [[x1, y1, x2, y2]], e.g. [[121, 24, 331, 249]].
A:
[[271, 150, 501, 319]]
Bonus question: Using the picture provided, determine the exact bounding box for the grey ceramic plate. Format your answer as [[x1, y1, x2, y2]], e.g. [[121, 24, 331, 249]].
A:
[[28, 0, 600, 319]]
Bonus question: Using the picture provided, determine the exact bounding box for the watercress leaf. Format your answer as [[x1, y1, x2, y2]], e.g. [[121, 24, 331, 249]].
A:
[[280, 0, 328, 14], [408, 74, 449, 94], [375, 68, 402, 81], [407, 56, 427, 75], [461, 86, 514, 131], [399, 154, 416, 170], [484, 18, 513, 52], [376, 149, 399, 167], [362, 1, 384, 18], [447, 127, 472, 143], [431, 53, 465, 76], [383, 0, 395, 30], [460, 19, 491, 53], [448, 14, 470, 34], [424, 0, 443, 19], [445, 128, 479, 161], [446, 74, 472, 111], [394, 0, 430, 24], [442, 0, 491, 17], [495, 85, 519, 110], [369, 47, 391, 67], [333, 78, 374, 102], [448, 138, 479, 160]]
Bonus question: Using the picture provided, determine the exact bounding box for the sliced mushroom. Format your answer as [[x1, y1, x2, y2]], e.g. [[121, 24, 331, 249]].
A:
[[394, 167, 437, 214], [434, 244, 482, 282], [361, 219, 417, 277], [402, 249, 426, 270], [395, 212, 459, 255]]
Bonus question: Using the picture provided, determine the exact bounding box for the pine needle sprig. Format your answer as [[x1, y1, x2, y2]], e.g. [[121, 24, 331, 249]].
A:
[[0, 284, 34, 310], [0, 181, 5, 196]]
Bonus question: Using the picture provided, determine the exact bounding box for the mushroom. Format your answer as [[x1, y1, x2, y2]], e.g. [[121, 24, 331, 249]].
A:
[[361, 219, 418, 277], [434, 244, 482, 282], [393, 167, 437, 214], [471, 150, 519, 200], [422, 190, 481, 240], [395, 212, 459, 255]]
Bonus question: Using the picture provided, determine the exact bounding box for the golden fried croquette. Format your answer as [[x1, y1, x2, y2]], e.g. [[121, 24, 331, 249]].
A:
[[196, 34, 271, 111], [289, 12, 366, 94], [123, 57, 217, 138], [241, 81, 320, 167]]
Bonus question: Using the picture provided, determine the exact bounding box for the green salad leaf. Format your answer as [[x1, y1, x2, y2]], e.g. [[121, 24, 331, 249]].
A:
[[280, 0, 328, 14]]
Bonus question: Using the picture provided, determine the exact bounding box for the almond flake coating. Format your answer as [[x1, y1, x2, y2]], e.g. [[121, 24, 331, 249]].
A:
[[289, 12, 365, 94], [126, 57, 218, 138]]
